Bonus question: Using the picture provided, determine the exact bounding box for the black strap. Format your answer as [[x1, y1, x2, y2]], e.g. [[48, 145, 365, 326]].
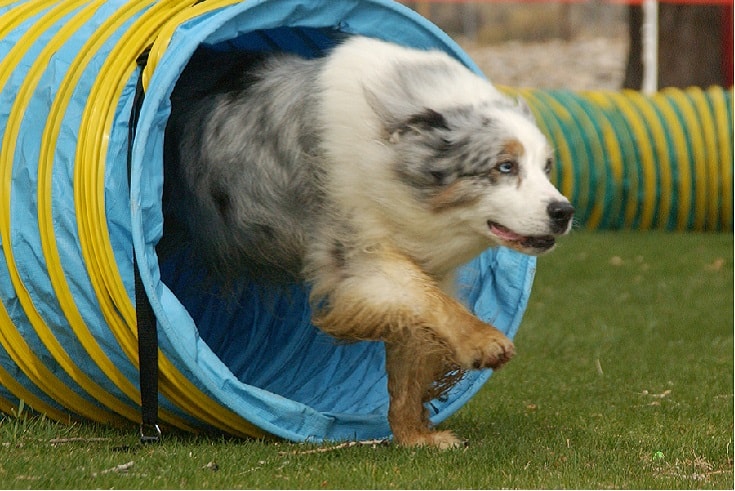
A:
[[135, 262, 161, 443], [128, 48, 161, 443]]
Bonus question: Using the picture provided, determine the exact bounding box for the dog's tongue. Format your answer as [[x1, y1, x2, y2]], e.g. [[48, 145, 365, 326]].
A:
[[489, 222, 525, 241]]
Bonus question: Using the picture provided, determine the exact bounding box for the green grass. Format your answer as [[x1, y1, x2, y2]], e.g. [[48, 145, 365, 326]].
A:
[[0, 231, 732, 489]]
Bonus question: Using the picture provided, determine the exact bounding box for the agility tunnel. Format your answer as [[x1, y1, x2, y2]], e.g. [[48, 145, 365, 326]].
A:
[[508, 86, 733, 232], [0, 0, 732, 443], [0, 0, 537, 441]]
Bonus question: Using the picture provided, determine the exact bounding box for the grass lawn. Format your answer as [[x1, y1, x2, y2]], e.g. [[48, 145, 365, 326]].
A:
[[0, 231, 732, 489]]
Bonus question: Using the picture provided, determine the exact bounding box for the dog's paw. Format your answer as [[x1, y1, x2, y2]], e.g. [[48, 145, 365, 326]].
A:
[[427, 430, 466, 450], [455, 328, 515, 370], [396, 430, 465, 450]]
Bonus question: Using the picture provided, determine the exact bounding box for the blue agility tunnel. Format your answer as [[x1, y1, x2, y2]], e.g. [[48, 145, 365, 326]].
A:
[[0, 0, 535, 442]]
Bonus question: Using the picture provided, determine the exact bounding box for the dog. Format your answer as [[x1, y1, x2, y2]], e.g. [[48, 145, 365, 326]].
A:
[[162, 36, 574, 448]]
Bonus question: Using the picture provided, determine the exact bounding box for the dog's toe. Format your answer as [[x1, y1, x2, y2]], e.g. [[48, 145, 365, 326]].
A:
[[396, 430, 464, 449], [430, 430, 466, 450], [457, 329, 515, 370], [481, 337, 515, 370]]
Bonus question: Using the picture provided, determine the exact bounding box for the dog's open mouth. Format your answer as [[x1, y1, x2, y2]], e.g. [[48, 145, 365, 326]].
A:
[[487, 221, 556, 251]]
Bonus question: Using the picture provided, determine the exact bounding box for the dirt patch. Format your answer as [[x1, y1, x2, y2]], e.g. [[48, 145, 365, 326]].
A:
[[459, 36, 628, 91]]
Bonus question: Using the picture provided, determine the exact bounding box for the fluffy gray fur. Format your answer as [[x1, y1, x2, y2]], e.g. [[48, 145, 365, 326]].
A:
[[163, 48, 325, 281]]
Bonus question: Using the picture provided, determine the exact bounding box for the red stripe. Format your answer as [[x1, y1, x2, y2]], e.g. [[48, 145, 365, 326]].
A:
[[401, 0, 733, 4]]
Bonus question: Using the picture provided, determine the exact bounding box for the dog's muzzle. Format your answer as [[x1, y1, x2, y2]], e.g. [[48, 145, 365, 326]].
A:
[[488, 200, 574, 254], [547, 200, 575, 234]]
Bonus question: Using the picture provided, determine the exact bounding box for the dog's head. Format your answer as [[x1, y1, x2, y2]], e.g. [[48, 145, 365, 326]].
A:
[[369, 86, 574, 256]]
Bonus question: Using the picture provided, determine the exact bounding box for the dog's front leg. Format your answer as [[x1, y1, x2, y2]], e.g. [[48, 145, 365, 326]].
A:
[[310, 246, 514, 446], [384, 340, 464, 448]]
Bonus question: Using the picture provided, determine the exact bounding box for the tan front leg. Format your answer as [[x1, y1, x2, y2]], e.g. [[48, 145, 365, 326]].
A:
[[311, 246, 515, 371], [309, 245, 515, 447], [385, 340, 463, 448]]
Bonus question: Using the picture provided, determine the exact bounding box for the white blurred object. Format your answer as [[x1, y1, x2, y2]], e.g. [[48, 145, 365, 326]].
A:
[[642, 0, 659, 94]]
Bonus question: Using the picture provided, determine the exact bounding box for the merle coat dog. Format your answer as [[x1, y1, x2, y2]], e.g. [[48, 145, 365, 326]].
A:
[[163, 36, 574, 448]]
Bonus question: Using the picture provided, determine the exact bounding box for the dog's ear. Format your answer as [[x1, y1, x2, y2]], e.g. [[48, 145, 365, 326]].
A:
[[364, 86, 448, 142], [363, 86, 404, 139], [516, 96, 535, 121], [388, 109, 450, 144], [403, 109, 450, 132]]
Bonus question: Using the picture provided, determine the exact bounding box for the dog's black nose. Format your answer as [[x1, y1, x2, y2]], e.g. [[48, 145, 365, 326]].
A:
[[547, 201, 574, 233]]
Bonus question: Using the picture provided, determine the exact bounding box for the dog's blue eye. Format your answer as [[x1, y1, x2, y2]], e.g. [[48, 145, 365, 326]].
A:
[[497, 160, 516, 174]]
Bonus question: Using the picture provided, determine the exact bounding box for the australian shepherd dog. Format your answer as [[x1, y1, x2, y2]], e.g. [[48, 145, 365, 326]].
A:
[[162, 36, 574, 448]]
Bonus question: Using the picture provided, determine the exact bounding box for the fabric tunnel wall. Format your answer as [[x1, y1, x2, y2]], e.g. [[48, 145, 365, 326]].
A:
[[0, 0, 536, 442]]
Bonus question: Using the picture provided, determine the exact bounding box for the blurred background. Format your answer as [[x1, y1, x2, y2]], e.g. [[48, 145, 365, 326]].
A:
[[398, 1, 733, 91]]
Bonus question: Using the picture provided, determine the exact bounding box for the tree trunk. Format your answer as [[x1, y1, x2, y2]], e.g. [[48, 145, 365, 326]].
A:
[[624, 5, 726, 90]]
